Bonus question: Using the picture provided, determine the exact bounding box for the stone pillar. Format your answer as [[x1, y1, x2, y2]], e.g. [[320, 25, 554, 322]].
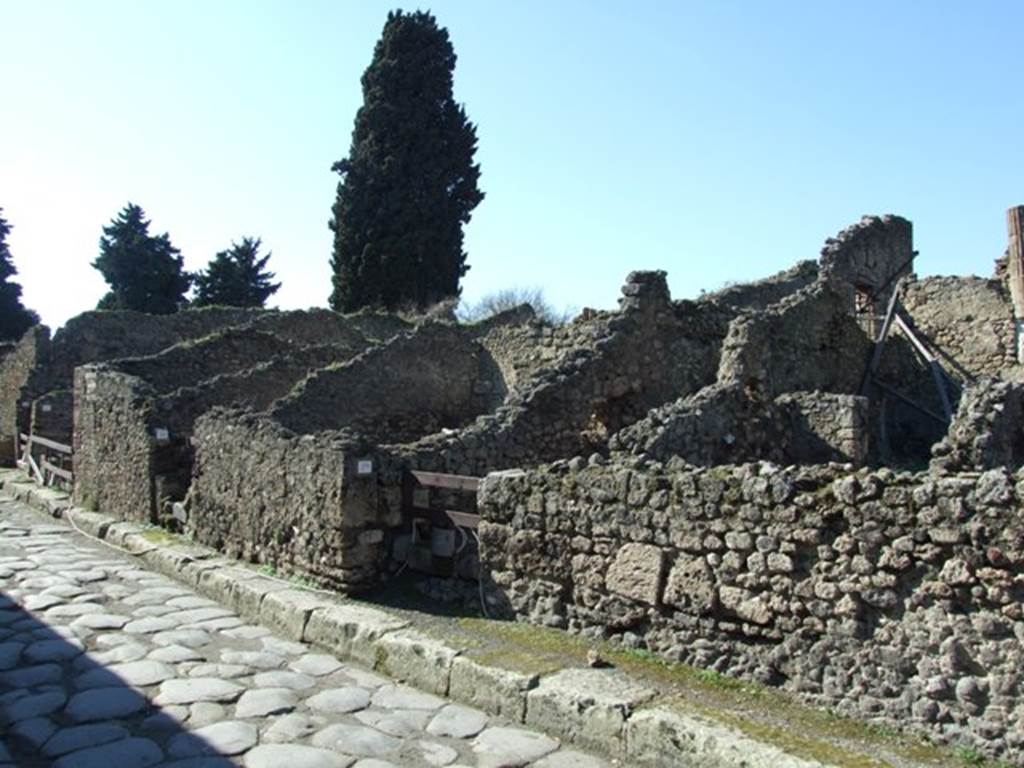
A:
[[1007, 206, 1024, 363]]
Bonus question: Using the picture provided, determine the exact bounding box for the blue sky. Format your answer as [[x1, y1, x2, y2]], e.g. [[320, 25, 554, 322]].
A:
[[1, 1, 1021, 330]]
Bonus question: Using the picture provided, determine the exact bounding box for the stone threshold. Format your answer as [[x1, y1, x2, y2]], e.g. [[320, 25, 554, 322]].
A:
[[0, 470, 964, 768]]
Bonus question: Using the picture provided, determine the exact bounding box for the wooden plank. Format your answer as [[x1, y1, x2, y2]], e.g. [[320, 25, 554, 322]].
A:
[[25, 452, 44, 485], [859, 278, 904, 396], [893, 313, 936, 362], [408, 505, 480, 530], [929, 361, 954, 421], [40, 459, 73, 483], [410, 471, 480, 493], [28, 434, 73, 454]]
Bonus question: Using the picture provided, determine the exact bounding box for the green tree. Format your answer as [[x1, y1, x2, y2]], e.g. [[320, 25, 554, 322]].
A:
[[193, 237, 280, 308], [0, 209, 40, 341], [93, 203, 191, 314], [329, 10, 484, 312]]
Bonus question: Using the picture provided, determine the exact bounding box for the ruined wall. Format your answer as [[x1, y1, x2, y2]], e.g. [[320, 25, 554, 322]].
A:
[[819, 214, 915, 313], [72, 368, 155, 520], [73, 343, 364, 524], [189, 409, 393, 592], [609, 386, 868, 466], [901, 276, 1017, 381], [716, 283, 872, 398], [931, 378, 1024, 473], [703, 260, 819, 312], [0, 326, 50, 453], [108, 328, 298, 395], [271, 323, 494, 443], [398, 273, 732, 476], [479, 461, 1024, 760]]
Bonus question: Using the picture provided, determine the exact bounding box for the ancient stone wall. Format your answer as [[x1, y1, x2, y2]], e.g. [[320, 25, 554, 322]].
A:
[[188, 409, 392, 592], [901, 276, 1017, 380], [479, 460, 1024, 759], [271, 323, 504, 444], [716, 283, 872, 398], [72, 368, 155, 519], [931, 378, 1024, 473], [0, 325, 50, 454], [73, 343, 364, 524], [819, 214, 915, 314], [702, 260, 819, 312], [609, 385, 869, 466]]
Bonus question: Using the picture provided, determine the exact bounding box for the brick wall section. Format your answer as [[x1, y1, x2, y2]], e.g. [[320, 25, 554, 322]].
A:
[[479, 461, 1024, 759], [189, 409, 391, 592]]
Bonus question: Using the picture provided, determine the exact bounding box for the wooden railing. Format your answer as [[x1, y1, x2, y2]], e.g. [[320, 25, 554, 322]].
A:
[[16, 432, 73, 489]]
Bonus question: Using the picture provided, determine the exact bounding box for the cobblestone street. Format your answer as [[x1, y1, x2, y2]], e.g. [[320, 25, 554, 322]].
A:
[[0, 497, 607, 768]]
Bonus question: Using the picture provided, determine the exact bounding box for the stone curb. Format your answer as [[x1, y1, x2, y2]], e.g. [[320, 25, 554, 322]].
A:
[[0, 473, 829, 768]]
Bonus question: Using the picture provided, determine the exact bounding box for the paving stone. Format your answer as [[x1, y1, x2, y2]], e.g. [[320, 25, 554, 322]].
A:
[[167, 606, 235, 625], [289, 653, 343, 677], [70, 612, 131, 630], [162, 757, 238, 768], [0, 690, 67, 723], [185, 616, 244, 631], [306, 686, 371, 714], [261, 712, 327, 743], [23, 637, 84, 662], [220, 649, 286, 669], [22, 594, 65, 611], [131, 604, 179, 618], [427, 704, 490, 738], [148, 644, 205, 663], [153, 629, 212, 648], [303, 603, 409, 668], [187, 663, 250, 679], [66, 687, 149, 722], [375, 630, 460, 697], [352, 761, 399, 768], [415, 740, 459, 767], [167, 596, 221, 609], [0, 641, 23, 670], [188, 702, 227, 728], [141, 706, 188, 731], [253, 670, 316, 690], [473, 727, 560, 768], [123, 616, 178, 634], [235, 687, 297, 717], [156, 678, 245, 705], [8, 715, 58, 748], [260, 589, 326, 641], [44, 602, 106, 618], [532, 750, 610, 767], [336, 666, 390, 689], [167, 720, 258, 757], [84, 641, 150, 666], [42, 723, 130, 756], [51, 736, 163, 768], [311, 723, 402, 756], [0, 662, 62, 687], [355, 708, 431, 737], [76, 660, 176, 689], [371, 684, 446, 711], [262, 636, 309, 656], [244, 744, 355, 768], [221, 624, 271, 641]]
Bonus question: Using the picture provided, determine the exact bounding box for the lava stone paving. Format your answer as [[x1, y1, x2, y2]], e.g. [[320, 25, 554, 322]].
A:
[[0, 498, 609, 767]]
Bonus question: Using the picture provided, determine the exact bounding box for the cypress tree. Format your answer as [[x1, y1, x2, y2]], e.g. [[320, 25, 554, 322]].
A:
[[92, 203, 192, 314], [329, 10, 483, 312], [193, 237, 280, 308], [0, 209, 39, 341]]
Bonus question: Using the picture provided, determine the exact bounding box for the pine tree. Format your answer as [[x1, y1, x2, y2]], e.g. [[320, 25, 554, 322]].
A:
[[92, 203, 192, 314], [193, 237, 280, 308], [0, 209, 40, 341], [329, 10, 483, 312]]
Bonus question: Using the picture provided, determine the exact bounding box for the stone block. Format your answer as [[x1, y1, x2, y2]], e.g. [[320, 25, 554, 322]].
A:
[[260, 589, 332, 641], [626, 705, 824, 768], [375, 629, 462, 696], [449, 656, 538, 723], [605, 543, 664, 605], [525, 668, 654, 756], [303, 603, 409, 668], [663, 555, 715, 612], [65, 508, 111, 539]]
